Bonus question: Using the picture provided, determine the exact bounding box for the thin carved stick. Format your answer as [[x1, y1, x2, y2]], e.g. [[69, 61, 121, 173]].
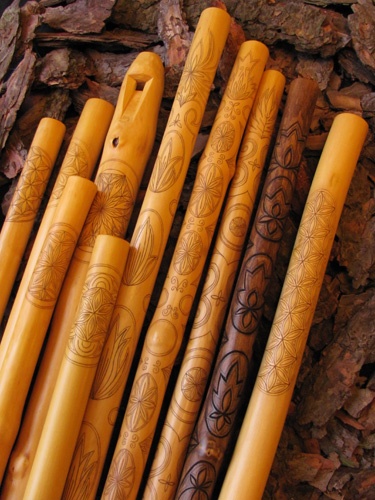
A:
[[0, 117, 66, 325], [24, 234, 129, 500], [102, 38, 269, 500], [0, 175, 97, 482], [1, 52, 164, 498], [176, 77, 319, 500], [219, 112, 368, 500], [63, 8, 231, 500], [144, 68, 285, 500], [0, 98, 114, 375]]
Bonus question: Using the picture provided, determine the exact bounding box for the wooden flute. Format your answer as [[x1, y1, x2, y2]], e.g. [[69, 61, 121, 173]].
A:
[[62, 7, 231, 500], [219, 112, 368, 500], [0, 175, 97, 482], [102, 38, 269, 500], [176, 76, 319, 499], [24, 234, 129, 500], [144, 68, 285, 500], [0, 117, 65, 325]]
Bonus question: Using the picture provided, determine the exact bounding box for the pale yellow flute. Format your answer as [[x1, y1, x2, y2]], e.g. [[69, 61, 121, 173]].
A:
[[144, 69, 285, 500], [218, 112, 368, 500], [0, 117, 65, 325], [102, 39, 269, 500], [24, 234, 129, 500], [0, 98, 114, 376], [0, 175, 97, 482], [63, 8, 231, 500], [2, 51, 164, 498]]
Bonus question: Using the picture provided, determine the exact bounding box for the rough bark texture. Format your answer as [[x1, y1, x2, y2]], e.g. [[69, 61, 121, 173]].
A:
[[0, 0, 375, 498]]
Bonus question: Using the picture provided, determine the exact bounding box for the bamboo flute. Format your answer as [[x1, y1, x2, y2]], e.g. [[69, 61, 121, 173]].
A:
[[24, 234, 129, 500], [102, 39, 269, 500], [144, 69, 286, 500], [0, 175, 97, 482], [1, 51, 164, 498], [62, 8, 231, 500], [218, 112, 368, 500], [0, 117, 66, 325], [176, 77, 319, 499], [0, 97, 114, 375]]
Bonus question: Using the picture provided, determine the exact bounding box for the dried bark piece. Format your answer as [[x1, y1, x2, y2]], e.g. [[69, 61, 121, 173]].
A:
[[238, 2, 350, 57], [348, 0, 375, 71], [0, 47, 36, 150], [15, 1, 42, 58], [297, 288, 375, 428], [42, 0, 116, 34], [158, 0, 192, 67], [111, 0, 161, 33], [85, 49, 137, 86], [296, 54, 334, 91], [0, 0, 21, 83], [35, 47, 93, 89], [339, 48, 375, 86], [34, 27, 160, 50]]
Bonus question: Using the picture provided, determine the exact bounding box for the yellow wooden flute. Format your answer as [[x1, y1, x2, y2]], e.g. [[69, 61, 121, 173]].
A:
[[219, 112, 368, 500], [0, 117, 65, 325], [0, 175, 97, 482]]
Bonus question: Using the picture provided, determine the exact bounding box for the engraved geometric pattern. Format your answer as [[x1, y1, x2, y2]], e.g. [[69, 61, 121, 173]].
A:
[[28, 228, 76, 303], [258, 189, 336, 395], [103, 448, 135, 499], [79, 171, 134, 248], [67, 272, 120, 364], [50, 140, 89, 205], [6, 145, 51, 222]]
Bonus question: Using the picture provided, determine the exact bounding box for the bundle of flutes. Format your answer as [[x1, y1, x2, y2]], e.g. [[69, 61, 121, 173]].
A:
[[0, 5, 369, 500]]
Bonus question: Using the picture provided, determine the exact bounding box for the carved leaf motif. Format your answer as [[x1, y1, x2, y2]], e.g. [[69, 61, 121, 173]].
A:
[[252, 86, 279, 139], [124, 217, 158, 285], [63, 429, 98, 500], [91, 311, 132, 399], [149, 136, 183, 193]]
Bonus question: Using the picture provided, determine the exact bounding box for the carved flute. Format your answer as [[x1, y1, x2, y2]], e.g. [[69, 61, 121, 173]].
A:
[[0, 117, 65, 325], [0, 97, 114, 376], [102, 39, 269, 500], [0, 175, 97, 482], [176, 77, 319, 499], [144, 68, 286, 500], [1, 51, 164, 498], [219, 112, 368, 500], [63, 7, 231, 500], [24, 234, 129, 500]]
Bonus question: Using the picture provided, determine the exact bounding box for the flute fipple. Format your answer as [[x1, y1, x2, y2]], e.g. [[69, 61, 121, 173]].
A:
[[144, 68, 286, 500], [63, 8, 231, 500], [24, 234, 129, 500], [0, 117, 65, 326], [219, 112, 368, 500], [3, 51, 164, 499], [0, 175, 97, 482], [176, 77, 319, 499], [102, 38, 269, 500], [0, 97, 114, 378]]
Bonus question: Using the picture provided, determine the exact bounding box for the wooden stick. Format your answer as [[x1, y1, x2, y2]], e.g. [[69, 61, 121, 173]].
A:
[[0, 97, 114, 375], [0, 52, 164, 499], [0, 117, 66, 325], [219, 112, 368, 500], [176, 77, 319, 499], [62, 8, 231, 500], [144, 69, 286, 500], [0, 175, 97, 482], [23, 234, 129, 500], [102, 38, 269, 500]]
